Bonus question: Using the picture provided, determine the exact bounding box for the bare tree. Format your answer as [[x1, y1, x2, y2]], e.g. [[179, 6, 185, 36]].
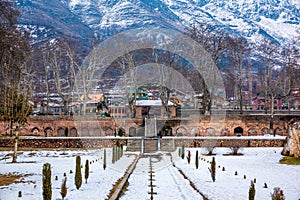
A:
[[118, 51, 138, 118], [0, 1, 32, 162], [257, 38, 279, 114], [186, 22, 228, 113], [226, 36, 251, 114]]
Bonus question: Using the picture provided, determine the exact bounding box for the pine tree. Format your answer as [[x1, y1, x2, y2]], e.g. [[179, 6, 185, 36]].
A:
[[42, 163, 52, 200], [85, 159, 89, 184], [74, 156, 82, 190], [61, 177, 67, 200], [181, 145, 185, 159], [187, 150, 191, 164], [195, 150, 199, 169], [209, 157, 216, 182], [249, 180, 255, 200], [103, 149, 107, 170]]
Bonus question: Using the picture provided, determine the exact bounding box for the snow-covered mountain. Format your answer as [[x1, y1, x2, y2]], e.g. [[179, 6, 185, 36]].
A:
[[15, 0, 300, 47]]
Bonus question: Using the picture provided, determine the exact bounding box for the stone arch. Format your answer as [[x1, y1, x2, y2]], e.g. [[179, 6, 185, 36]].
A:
[[118, 127, 126, 137], [57, 127, 65, 137], [90, 127, 101, 136], [261, 127, 269, 135], [234, 127, 244, 136], [191, 128, 200, 137], [274, 127, 283, 136], [206, 127, 216, 136], [69, 127, 78, 137], [176, 126, 188, 136], [31, 127, 40, 135], [44, 127, 53, 137], [220, 127, 230, 136], [129, 127, 136, 137], [247, 128, 258, 136], [81, 127, 89, 137], [105, 127, 114, 136]]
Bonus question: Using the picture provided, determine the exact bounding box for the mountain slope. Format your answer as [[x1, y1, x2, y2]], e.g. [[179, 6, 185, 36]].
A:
[[14, 0, 300, 47]]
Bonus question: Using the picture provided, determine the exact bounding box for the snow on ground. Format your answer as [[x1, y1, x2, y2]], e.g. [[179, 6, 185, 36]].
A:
[[0, 147, 299, 200], [0, 149, 136, 200], [121, 154, 202, 200], [173, 147, 300, 200]]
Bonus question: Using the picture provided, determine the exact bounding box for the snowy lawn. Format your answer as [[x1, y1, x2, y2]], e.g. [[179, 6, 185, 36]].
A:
[[173, 147, 300, 200], [0, 149, 136, 200]]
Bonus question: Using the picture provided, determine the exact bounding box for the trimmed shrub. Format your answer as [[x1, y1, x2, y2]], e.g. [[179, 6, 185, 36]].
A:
[[55, 176, 58, 181], [271, 187, 285, 200], [75, 156, 82, 190], [195, 150, 199, 169], [263, 183, 268, 188], [69, 170, 73, 174], [253, 178, 256, 183], [187, 151, 191, 164], [235, 171, 238, 176], [61, 177, 67, 200], [42, 163, 52, 200], [209, 157, 216, 182], [103, 149, 107, 170], [85, 159, 89, 184], [222, 167, 225, 171], [18, 191, 22, 198], [248, 180, 255, 200], [244, 175, 247, 179], [181, 145, 185, 159]]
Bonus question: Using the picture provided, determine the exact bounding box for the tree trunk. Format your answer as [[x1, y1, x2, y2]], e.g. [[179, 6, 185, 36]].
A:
[[12, 126, 18, 163]]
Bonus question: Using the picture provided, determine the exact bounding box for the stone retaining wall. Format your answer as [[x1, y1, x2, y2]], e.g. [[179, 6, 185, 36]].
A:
[[0, 137, 285, 149]]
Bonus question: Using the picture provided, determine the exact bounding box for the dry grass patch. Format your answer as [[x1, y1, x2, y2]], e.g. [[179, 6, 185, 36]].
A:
[[0, 173, 34, 186]]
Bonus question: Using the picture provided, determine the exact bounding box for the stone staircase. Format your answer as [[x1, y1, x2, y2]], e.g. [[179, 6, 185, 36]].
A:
[[126, 139, 142, 152], [144, 139, 158, 153]]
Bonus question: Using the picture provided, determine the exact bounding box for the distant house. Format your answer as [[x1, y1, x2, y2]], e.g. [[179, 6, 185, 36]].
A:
[[135, 99, 178, 118], [288, 87, 300, 110], [252, 91, 284, 110]]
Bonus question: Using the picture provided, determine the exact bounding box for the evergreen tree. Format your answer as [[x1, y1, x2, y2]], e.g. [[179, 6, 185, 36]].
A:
[[248, 180, 255, 200], [61, 177, 67, 200], [75, 156, 82, 190], [195, 150, 199, 169], [85, 159, 89, 184], [187, 150, 191, 164], [42, 163, 52, 200], [181, 145, 185, 159], [209, 157, 216, 182], [103, 149, 107, 170]]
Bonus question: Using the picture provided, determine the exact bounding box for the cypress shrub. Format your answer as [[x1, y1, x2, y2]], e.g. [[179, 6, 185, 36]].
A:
[[178, 148, 181, 157], [195, 150, 199, 169], [112, 146, 116, 164], [271, 187, 285, 200], [181, 145, 185, 159], [210, 157, 216, 182], [253, 178, 256, 183], [248, 180, 255, 200], [85, 159, 89, 184], [187, 151, 191, 164], [61, 177, 67, 200], [103, 149, 107, 170], [74, 156, 82, 190], [42, 163, 52, 200]]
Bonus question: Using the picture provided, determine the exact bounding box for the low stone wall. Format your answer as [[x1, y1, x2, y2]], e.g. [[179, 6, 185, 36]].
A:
[[0, 138, 127, 149], [0, 137, 285, 149], [173, 138, 285, 148]]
